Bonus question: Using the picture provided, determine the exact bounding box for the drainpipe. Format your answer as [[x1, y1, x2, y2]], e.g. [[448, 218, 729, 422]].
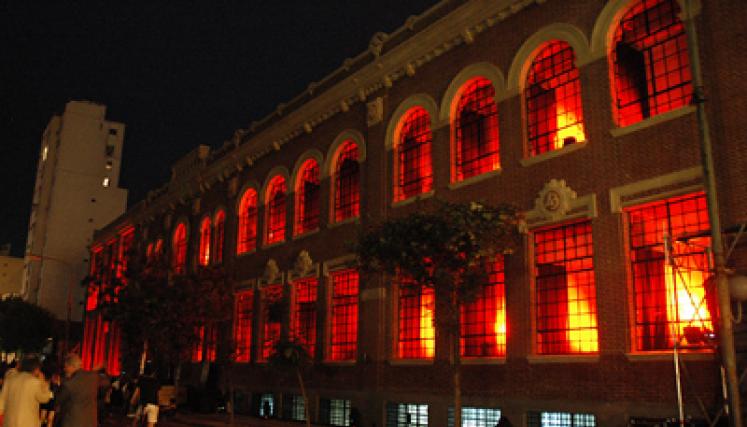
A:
[[683, 1, 742, 426]]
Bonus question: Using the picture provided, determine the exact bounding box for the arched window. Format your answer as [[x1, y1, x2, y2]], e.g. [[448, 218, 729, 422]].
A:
[[172, 223, 187, 274], [526, 40, 586, 157], [611, 0, 691, 127], [213, 210, 225, 264], [395, 107, 433, 202], [198, 217, 211, 266], [333, 140, 360, 222], [237, 189, 258, 254], [295, 159, 320, 235], [266, 176, 287, 244], [454, 77, 499, 181]]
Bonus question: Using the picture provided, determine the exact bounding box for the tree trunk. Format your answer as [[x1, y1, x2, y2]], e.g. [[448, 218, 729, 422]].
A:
[[451, 293, 462, 427], [295, 367, 311, 427]]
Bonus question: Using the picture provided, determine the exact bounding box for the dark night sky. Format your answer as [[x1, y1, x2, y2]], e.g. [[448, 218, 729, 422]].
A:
[[0, 1, 438, 257]]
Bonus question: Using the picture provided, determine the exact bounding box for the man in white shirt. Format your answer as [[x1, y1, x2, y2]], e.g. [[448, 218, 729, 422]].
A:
[[0, 355, 53, 427]]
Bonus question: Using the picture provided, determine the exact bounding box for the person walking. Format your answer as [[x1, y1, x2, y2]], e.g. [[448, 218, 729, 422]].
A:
[[55, 354, 110, 427], [0, 354, 53, 427], [130, 364, 160, 427]]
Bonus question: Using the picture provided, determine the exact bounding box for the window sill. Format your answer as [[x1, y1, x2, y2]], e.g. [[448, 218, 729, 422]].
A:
[[448, 169, 502, 190], [610, 106, 696, 138], [236, 249, 257, 258], [293, 229, 320, 241], [625, 350, 714, 362], [527, 354, 599, 364], [328, 217, 359, 229], [519, 142, 587, 167], [261, 241, 285, 250], [460, 357, 506, 365], [391, 190, 435, 208], [322, 360, 356, 366], [388, 359, 434, 366]]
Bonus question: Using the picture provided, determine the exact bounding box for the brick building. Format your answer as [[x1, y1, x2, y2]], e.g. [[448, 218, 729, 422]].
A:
[[82, 0, 747, 425]]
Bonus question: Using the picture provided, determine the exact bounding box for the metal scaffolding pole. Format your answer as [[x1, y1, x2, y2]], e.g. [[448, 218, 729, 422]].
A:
[[683, 1, 742, 426]]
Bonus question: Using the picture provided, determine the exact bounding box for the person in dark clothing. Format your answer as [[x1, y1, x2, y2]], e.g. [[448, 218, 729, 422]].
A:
[[131, 365, 160, 427], [496, 416, 513, 427], [55, 354, 110, 427]]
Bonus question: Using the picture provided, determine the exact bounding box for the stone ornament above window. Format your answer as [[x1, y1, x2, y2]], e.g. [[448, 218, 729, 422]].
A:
[[527, 179, 597, 229], [294, 250, 314, 278], [263, 258, 280, 285], [367, 97, 384, 127]]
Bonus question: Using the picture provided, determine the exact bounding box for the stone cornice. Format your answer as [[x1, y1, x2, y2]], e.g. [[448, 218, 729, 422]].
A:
[[96, 0, 548, 241]]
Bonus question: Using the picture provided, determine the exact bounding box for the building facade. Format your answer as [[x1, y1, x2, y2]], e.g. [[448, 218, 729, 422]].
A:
[[0, 245, 24, 298], [24, 100, 128, 321], [84, 0, 747, 425]]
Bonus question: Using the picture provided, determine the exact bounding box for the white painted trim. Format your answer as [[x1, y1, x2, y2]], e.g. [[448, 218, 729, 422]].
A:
[[438, 62, 507, 125], [323, 129, 367, 179], [625, 350, 713, 362], [322, 254, 358, 277], [507, 23, 592, 94], [448, 169, 502, 190], [526, 194, 598, 230], [384, 94, 440, 151], [608, 167, 703, 213], [519, 142, 587, 168], [391, 190, 435, 208], [527, 354, 599, 364], [609, 106, 696, 138]]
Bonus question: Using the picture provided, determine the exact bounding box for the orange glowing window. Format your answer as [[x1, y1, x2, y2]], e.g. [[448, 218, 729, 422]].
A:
[[461, 257, 506, 358], [193, 325, 217, 363], [534, 221, 598, 354], [526, 40, 585, 157], [214, 210, 225, 264], [397, 278, 435, 359], [334, 140, 360, 223], [612, 0, 692, 127], [155, 239, 164, 258], [293, 277, 318, 356], [234, 290, 254, 363], [266, 176, 287, 244], [395, 107, 433, 201], [237, 189, 258, 254], [295, 159, 320, 235], [198, 217, 211, 267], [329, 269, 359, 361], [172, 223, 188, 274], [260, 284, 283, 361], [627, 193, 713, 350], [454, 77, 500, 181]]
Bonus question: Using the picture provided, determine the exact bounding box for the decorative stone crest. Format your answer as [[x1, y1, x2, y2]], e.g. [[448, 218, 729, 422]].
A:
[[367, 97, 384, 127], [264, 259, 280, 285], [294, 250, 314, 278], [534, 179, 576, 221]]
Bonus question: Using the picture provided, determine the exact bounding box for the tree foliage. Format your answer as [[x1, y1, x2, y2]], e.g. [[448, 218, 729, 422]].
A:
[[356, 200, 522, 306], [93, 255, 233, 367], [0, 297, 55, 353]]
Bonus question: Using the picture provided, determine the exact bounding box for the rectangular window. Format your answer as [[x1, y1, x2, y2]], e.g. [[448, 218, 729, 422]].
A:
[[397, 279, 435, 359], [282, 394, 306, 421], [386, 403, 428, 427], [527, 412, 596, 427], [627, 192, 713, 350], [260, 285, 283, 361], [329, 269, 359, 361], [448, 407, 502, 427], [461, 258, 506, 358], [234, 290, 254, 363], [293, 277, 318, 357], [319, 398, 352, 426], [534, 221, 598, 354]]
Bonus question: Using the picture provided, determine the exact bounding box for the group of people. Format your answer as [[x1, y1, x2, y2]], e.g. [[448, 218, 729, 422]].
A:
[[0, 354, 160, 427]]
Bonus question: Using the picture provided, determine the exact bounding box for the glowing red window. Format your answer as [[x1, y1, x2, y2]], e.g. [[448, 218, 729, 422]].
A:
[[526, 40, 585, 157], [198, 217, 211, 267], [214, 210, 225, 264], [192, 326, 217, 363], [534, 221, 598, 354], [234, 290, 254, 363], [260, 284, 283, 361], [172, 223, 187, 274], [82, 314, 97, 369], [612, 0, 692, 127], [454, 77, 500, 181], [237, 189, 258, 254], [146, 243, 154, 262], [329, 269, 359, 361], [106, 323, 121, 375], [266, 176, 287, 244], [155, 239, 164, 258], [627, 193, 713, 350], [293, 277, 318, 356], [397, 279, 435, 359], [192, 326, 204, 362], [334, 141, 360, 222], [461, 257, 506, 358], [396, 108, 433, 201], [296, 160, 320, 235]]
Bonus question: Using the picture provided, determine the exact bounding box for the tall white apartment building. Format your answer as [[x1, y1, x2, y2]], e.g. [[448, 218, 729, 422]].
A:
[[23, 101, 127, 321]]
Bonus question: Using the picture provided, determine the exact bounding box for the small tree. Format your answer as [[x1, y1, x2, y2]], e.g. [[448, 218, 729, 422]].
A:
[[270, 340, 312, 427], [0, 297, 55, 354], [355, 200, 521, 427]]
